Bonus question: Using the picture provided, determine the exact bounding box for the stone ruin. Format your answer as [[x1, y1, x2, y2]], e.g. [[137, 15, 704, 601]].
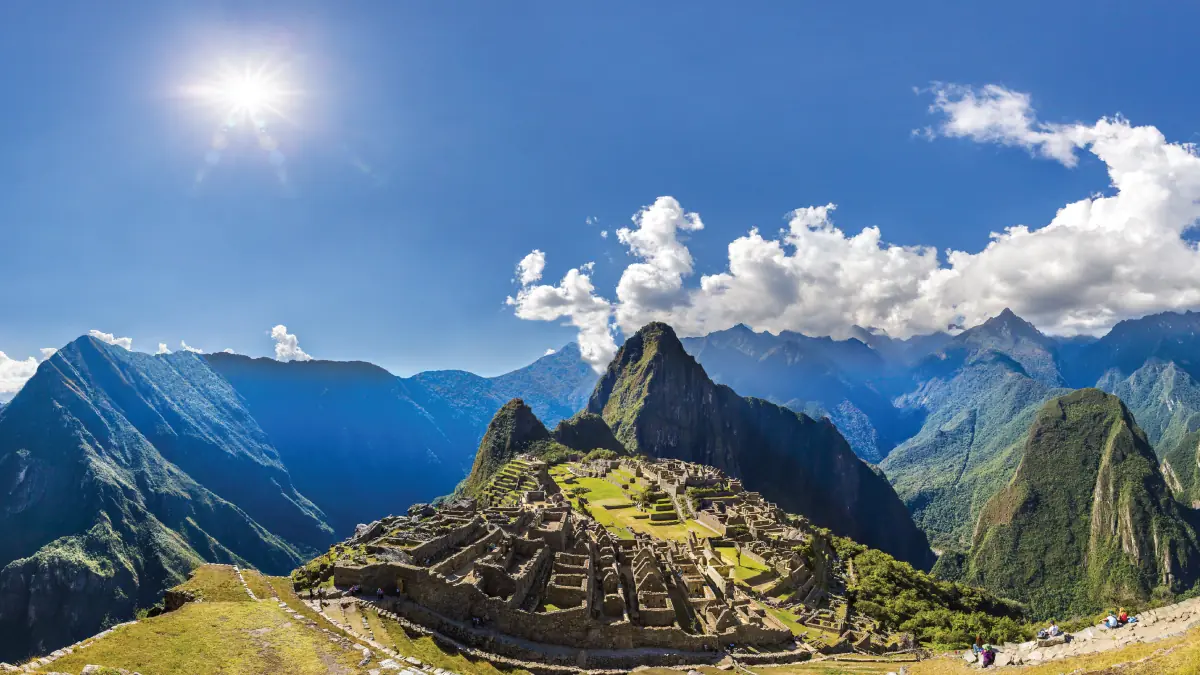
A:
[[314, 456, 893, 668]]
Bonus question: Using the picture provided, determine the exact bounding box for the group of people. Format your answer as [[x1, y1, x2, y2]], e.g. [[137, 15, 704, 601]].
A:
[[1104, 608, 1137, 629], [972, 637, 997, 667]]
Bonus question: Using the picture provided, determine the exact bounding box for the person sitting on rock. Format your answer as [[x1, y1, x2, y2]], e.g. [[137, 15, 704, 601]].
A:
[[1105, 612, 1120, 629], [1118, 608, 1129, 625], [973, 635, 984, 654], [1047, 620, 1062, 637], [980, 644, 996, 667]]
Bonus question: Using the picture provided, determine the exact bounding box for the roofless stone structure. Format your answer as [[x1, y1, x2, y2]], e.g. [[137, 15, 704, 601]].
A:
[[297, 456, 898, 669]]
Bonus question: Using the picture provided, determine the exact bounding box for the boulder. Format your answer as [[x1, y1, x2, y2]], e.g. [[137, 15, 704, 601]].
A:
[[350, 520, 385, 545], [962, 651, 978, 663]]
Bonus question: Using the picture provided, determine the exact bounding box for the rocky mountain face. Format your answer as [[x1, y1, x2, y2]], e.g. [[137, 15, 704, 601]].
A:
[[964, 389, 1200, 618], [588, 322, 935, 570]]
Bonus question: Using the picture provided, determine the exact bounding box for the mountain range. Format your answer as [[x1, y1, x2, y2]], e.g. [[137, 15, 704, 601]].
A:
[[8, 307, 1200, 658]]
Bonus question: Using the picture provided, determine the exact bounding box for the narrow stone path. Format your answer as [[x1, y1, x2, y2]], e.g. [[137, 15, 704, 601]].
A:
[[963, 596, 1200, 668]]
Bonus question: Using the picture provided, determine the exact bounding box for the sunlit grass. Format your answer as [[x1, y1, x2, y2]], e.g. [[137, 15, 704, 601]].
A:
[[43, 601, 361, 675]]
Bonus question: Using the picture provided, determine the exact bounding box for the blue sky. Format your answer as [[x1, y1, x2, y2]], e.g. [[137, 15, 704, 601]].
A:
[[2, 1, 1199, 385]]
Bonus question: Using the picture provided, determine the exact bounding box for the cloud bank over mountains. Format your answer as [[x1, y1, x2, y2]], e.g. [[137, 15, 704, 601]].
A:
[[508, 83, 1200, 370]]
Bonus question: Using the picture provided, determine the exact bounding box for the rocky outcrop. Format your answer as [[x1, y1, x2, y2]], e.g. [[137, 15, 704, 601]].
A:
[[966, 389, 1200, 618], [587, 322, 935, 570]]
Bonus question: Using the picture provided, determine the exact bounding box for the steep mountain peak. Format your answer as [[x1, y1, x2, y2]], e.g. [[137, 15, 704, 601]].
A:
[[975, 308, 1047, 341], [966, 388, 1199, 617], [587, 322, 934, 568], [462, 398, 553, 494], [936, 308, 1064, 386]]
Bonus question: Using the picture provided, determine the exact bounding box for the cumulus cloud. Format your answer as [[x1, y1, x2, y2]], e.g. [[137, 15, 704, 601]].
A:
[[506, 261, 616, 372], [516, 250, 546, 286], [179, 340, 203, 354], [613, 197, 705, 331], [221, 348, 235, 354], [156, 343, 171, 355], [88, 330, 133, 351], [600, 230, 608, 239], [924, 83, 1088, 167], [544, 348, 557, 356], [508, 84, 1200, 346], [271, 325, 313, 362], [0, 347, 56, 402]]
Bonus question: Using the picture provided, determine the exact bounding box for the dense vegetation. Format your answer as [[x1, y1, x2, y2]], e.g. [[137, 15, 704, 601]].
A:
[[834, 537, 1030, 649], [966, 390, 1200, 619]]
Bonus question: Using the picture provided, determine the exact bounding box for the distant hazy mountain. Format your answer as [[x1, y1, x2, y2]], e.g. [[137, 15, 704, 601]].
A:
[[964, 390, 1200, 618], [403, 342, 598, 457], [682, 325, 922, 462], [590, 322, 935, 569]]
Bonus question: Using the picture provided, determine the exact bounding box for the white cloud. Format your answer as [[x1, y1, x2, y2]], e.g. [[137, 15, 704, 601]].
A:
[[221, 348, 234, 354], [544, 348, 557, 356], [506, 258, 616, 372], [180, 340, 203, 354], [271, 325, 313, 362], [613, 196, 705, 331], [88, 330, 133, 351], [0, 347, 55, 402], [508, 84, 1200, 345], [586, 216, 599, 226], [924, 83, 1087, 167], [0, 352, 38, 402], [600, 230, 608, 239], [516, 249, 546, 286], [156, 343, 171, 355]]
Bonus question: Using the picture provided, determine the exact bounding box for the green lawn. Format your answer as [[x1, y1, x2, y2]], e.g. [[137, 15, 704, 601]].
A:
[[172, 565, 251, 603], [715, 546, 773, 583], [549, 465, 717, 542], [240, 568, 275, 600], [43, 600, 363, 675]]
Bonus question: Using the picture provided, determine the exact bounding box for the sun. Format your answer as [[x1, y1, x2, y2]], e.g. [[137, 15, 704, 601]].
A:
[[185, 61, 296, 126]]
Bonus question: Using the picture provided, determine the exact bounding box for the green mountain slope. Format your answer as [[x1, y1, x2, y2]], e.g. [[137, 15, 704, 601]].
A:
[[878, 310, 1076, 549], [0, 337, 315, 661], [587, 322, 934, 569], [460, 398, 556, 494], [965, 389, 1200, 618], [1162, 429, 1200, 509]]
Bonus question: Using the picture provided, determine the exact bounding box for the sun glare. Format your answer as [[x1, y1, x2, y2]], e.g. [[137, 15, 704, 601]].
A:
[[186, 61, 295, 126]]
